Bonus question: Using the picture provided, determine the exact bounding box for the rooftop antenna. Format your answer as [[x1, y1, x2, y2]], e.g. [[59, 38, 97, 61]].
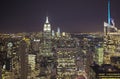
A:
[[46, 16, 49, 23], [45, 12, 49, 23]]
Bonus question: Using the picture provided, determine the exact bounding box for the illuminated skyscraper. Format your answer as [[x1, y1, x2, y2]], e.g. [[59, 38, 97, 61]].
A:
[[41, 16, 52, 56], [57, 27, 61, 37], [43, 16, 51, 32], [52, 30, 55, 37], [104, 0, 118, 34], [104, 0, 120, 64], [39, 16, 55, 79]]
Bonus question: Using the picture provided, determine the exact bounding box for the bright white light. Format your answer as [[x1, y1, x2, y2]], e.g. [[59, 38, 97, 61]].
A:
[[34, 39, 40, 42]]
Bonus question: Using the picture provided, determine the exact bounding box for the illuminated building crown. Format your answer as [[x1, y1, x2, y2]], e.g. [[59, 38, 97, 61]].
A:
[[43, 16, 51, 32]]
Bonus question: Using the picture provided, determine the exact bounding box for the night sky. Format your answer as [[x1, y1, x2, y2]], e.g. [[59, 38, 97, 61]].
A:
[[0, 0, 120, 33]]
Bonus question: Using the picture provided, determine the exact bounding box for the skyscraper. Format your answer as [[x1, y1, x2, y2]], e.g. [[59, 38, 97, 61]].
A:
[[39, 16, 55, 79], [42, 16, 52, 56]]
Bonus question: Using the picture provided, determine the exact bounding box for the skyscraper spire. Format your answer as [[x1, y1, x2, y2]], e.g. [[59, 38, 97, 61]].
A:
[[57, 27, 60, 34], [44, 16, 51, 32], [46, 16, 49, 23], [57, 27, 61, 37], [108, 0, 111, 25]]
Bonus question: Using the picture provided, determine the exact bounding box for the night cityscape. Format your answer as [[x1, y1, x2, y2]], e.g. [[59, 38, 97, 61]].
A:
[[0, 0, 120, 79]]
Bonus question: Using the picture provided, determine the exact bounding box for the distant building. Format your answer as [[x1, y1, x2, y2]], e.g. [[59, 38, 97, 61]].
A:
[[56, 36, 78, 79], [95, 47, 104, 66]]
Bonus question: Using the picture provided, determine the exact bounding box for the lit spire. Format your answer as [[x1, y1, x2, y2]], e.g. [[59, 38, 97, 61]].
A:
[[46, 16, 49, 23], [57, 27, 60, 34], [108, 0, 111, 25], [57, 27, 61, 37]]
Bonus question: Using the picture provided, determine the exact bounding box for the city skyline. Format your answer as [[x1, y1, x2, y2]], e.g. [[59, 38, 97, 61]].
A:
[[0, 1, 120, 78], [0, 0, 120, 33]]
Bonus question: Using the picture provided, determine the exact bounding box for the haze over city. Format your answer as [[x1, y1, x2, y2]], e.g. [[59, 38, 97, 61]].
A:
[[0, 0, 120, 33]]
